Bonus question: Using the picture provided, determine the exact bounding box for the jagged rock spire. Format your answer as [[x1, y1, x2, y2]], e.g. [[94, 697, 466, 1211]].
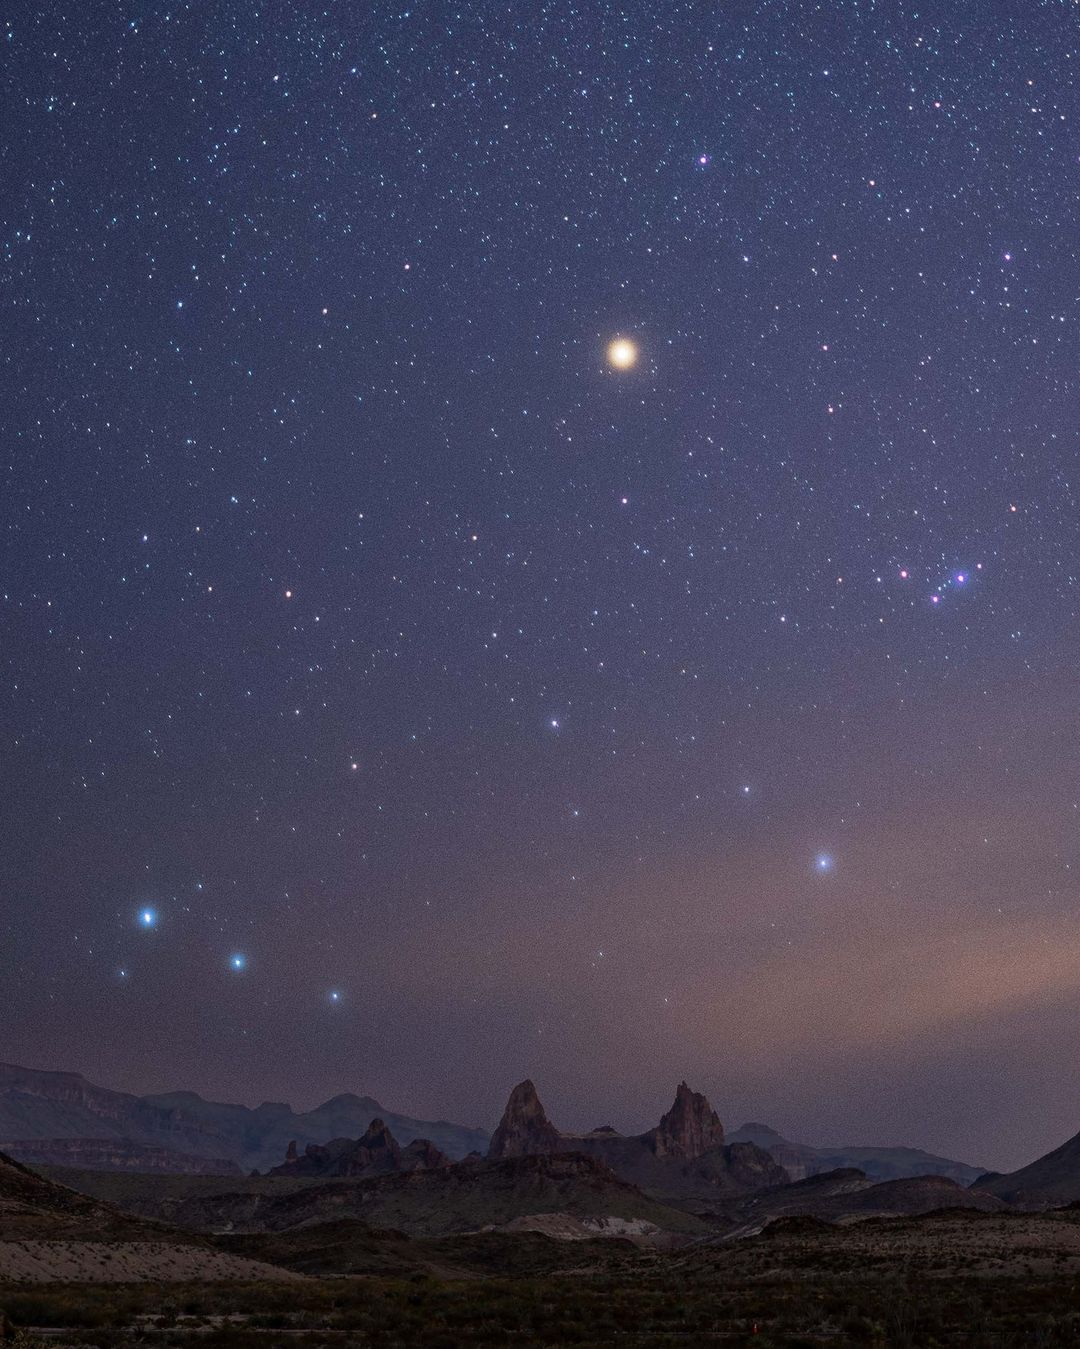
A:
[[648, 1082, 725, 1159], [488, 1080, 563, 1158]]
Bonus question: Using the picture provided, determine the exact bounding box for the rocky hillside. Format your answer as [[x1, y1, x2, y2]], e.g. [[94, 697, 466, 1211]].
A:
[[102, 1152, 709, 1241], [728, 1121, 984, 1185], [0, 1148, 301, 1284], [723, 1168, 1007, 1238], [0, 1063, 488, 1172], [973, 1127, 1080, 1207], [0, 1147, 186, 1241]]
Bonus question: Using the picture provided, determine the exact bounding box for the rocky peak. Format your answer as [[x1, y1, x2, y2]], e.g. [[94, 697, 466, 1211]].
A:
[[268, 1118, 427, 1178], [488, 1080, 564, 1158], [358, 1118, 401, 1164], [648, 1082, 725, 1160], [400, 1137, 450, 1171]]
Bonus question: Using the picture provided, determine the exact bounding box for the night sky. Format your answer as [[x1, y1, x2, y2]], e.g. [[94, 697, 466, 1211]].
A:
[[5, 2, 1080, 1173]]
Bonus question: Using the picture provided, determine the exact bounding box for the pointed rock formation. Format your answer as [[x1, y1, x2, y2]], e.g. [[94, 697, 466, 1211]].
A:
[[400, 1137, 450, 1172], [268, 1118, 448, 1178], [488, 1080, 564, 1158], [647, 1082, 725, 1160], [483, 1077, 786, 1201], [352, 1117, 402, 1171]]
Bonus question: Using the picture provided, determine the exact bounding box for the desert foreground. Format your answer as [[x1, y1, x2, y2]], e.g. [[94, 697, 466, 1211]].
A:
[[5, 1209, 1080, 1345]]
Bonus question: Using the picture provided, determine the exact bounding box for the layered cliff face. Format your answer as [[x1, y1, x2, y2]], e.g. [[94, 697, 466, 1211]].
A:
[[0, 1063, 488, 1172], [0, 1064, 228, 1159], [486, 1080, 788, 1203], [0, 1138, 240, 1175]]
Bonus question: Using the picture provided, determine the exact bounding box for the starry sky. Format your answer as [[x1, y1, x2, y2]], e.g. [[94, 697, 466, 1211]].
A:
[[5, 2, 1080, 1173]]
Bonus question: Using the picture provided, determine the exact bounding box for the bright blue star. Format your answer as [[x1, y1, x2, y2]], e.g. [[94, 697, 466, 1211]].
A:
[[139, 908, 156, 928], [230, 953, 247, 971], [815, 854, 834, 873], [329, 990, 341, 1003]]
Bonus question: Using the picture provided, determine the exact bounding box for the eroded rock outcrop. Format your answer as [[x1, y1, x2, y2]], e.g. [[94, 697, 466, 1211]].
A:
[[646, 1082, 725, 1159], [486, 1078, 788, 1202], [487, 1080, 563, 1159], [269, 1118, 448, 1178]]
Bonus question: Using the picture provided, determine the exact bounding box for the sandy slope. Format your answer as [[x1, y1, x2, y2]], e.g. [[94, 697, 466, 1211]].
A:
[[488, 1211, 675, 1245], [0, 1240, 302, 1284]]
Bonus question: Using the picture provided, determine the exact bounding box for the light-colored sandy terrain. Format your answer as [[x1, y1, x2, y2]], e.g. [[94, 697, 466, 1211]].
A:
[[487, 1210, 682, 1247], [0, 1240, 302, 1284]]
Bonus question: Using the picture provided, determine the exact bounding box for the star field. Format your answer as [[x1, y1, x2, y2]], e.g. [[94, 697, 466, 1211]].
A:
[[4, 2, 1080, 1169]]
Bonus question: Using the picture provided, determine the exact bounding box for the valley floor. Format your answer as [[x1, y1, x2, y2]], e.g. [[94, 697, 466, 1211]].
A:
[[6, 1211, 1080, 1346]]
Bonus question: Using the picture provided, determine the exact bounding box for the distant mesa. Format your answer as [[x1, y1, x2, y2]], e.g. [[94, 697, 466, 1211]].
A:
[[0, 1062, 488, 1174], [0, 1059, 986, 1197], [0, 1137, 240, 1176]]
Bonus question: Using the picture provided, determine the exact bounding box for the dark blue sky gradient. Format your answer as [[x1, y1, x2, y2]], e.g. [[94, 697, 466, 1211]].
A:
[[4, 2, 1080, 1169]]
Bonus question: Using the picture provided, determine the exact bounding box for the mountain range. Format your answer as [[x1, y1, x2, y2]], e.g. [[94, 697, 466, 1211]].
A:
[[727, 1121, 986, 1186], [486, 1079, 787, 1206], [35, 1078, 1007, 1249], [0, 1063, 489, 1173], [258, 1080, 787, 1211], [1, 1062, 992, 1187], [12, 1065, 1080, 1299]]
